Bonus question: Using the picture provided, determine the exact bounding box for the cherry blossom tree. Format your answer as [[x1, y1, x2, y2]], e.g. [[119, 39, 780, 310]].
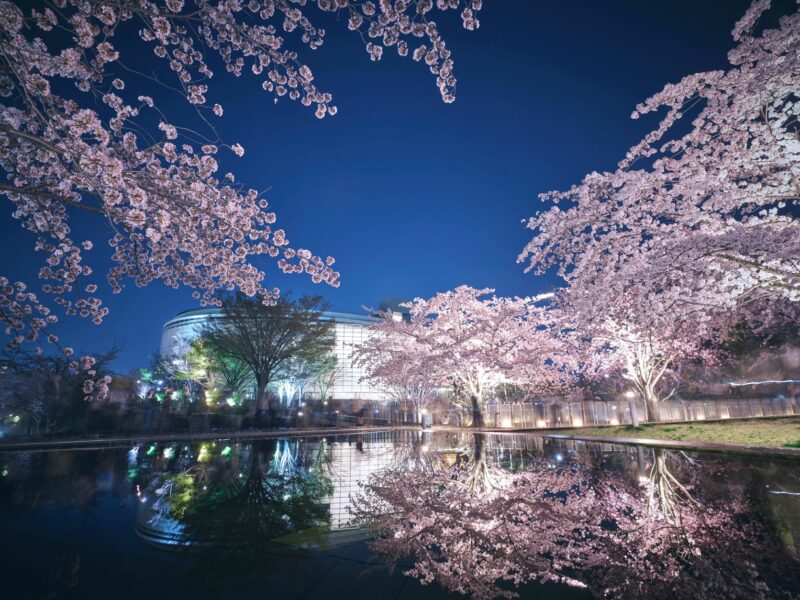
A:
[[354, 320, 440, 418], [558, 264, 800, 422], [0, 0, 483, 366], [556, 272, 729, 422], [519, 1, 800, 332], [0, 346, 117, 432], [356, 286, 572, 427]]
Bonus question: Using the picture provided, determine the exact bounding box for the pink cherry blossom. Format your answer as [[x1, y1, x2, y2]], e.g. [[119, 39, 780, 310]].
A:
[[356, 286, 576, 425], [0, 0, 481, 393]]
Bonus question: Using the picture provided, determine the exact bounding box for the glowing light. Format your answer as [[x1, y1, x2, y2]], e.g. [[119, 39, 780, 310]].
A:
[[610, 418, 620, 426], [536, 419, 547, 428], [638, 475, 650, 484], [501, 418, 513, 428], [624, 390, 636, 399], [198, 444, 211, 462], [572, 418, 584, 427], [163, 447, 175, 459], [421, 444, 430, 452], [146, 445, 157, 456], [727, 379, 800, 387], [696, 414, 706, 421], [128, 445, 140, 467], [297, 411, 304, 417], [221, 446, 232, 457], [554, 453, 563, 462]]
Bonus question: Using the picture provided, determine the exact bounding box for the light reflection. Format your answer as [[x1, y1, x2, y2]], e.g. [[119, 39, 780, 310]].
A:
[[0, 432, 797, 598]]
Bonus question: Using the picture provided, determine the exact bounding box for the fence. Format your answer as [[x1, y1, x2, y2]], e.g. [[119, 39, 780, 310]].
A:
[[480, 396, 799, 430]]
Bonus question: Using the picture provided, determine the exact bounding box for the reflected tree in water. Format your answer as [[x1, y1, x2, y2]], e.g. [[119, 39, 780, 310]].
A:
[[155, 441, 332, 544], [639, 449, 699, 528], [133, 439, 335, 589], [388, 433, 446, 475], [453, 433, 501, 496], [352, 437, 800, 599]]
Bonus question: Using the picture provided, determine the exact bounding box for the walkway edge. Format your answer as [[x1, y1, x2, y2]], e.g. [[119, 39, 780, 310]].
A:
[[518, 430, 800, 459], [0, 426, 417, 452]]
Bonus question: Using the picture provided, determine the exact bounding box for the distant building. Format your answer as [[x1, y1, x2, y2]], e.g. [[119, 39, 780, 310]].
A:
[[160, 308, 388, 401]]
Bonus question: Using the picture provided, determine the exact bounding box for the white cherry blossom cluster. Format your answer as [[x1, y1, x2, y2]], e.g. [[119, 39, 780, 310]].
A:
[[520, 1, 799, 307]]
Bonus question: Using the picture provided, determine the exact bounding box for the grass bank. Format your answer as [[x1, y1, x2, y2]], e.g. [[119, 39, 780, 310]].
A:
[[577, 416, 800, 449]]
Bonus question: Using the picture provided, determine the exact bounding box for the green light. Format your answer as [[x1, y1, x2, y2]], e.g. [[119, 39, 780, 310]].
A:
[[146, 445, 157, 456], [198, 443, 211, 462]]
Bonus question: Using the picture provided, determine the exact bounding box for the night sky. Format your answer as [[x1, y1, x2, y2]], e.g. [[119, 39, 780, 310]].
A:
[[1, 0, 762, 372]]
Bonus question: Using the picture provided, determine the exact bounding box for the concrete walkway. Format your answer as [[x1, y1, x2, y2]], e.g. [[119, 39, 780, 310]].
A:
[[435, 425, 800, 459]]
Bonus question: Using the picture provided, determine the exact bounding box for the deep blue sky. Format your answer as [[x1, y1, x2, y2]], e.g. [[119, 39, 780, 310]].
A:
[[1, 0, 761, 372]]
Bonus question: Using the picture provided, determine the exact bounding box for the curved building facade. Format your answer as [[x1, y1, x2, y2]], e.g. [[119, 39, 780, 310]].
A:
[[160, 308, 388, 401]]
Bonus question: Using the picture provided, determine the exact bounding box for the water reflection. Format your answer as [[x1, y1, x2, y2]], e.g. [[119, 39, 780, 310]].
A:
[[352, 433, 800, 599], [0, 432, 799, 599]]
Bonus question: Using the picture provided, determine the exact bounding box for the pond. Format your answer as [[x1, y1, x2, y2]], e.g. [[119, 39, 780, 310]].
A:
[[1, 431, 799, 599]]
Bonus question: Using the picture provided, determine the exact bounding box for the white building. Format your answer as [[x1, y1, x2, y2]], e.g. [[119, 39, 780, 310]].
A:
[[160, 308, 388, 401]]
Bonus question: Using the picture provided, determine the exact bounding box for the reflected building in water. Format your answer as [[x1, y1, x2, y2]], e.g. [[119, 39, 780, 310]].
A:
[[134, 432, 408, 549]]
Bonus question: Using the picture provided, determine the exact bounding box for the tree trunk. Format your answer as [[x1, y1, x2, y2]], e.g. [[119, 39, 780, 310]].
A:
[[643, 388, 660, 423], [256, 383, 268, 412], [470, 395, 484, 428]]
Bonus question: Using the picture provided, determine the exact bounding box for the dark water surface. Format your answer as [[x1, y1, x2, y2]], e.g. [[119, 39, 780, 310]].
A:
[[1, 431, 798, 599]]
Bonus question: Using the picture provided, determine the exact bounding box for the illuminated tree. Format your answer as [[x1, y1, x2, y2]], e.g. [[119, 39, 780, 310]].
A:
[[519, 1, 800, 350], [0, 0, 483, 358], [557, 276, 726, 422], [209, 352, 255, 404], [178, 339, 222, 401], [309, 353, 342, 402], [355, 328, 439, 416], [357, 286, 572, 426], [201, 292, 334, 412]]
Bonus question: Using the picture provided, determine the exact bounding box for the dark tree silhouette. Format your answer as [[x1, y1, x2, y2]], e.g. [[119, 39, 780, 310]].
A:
[[201, 293, 335, 413]]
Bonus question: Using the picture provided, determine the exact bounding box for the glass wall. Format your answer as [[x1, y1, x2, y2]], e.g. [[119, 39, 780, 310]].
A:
[[160, 309, 389, 401]]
